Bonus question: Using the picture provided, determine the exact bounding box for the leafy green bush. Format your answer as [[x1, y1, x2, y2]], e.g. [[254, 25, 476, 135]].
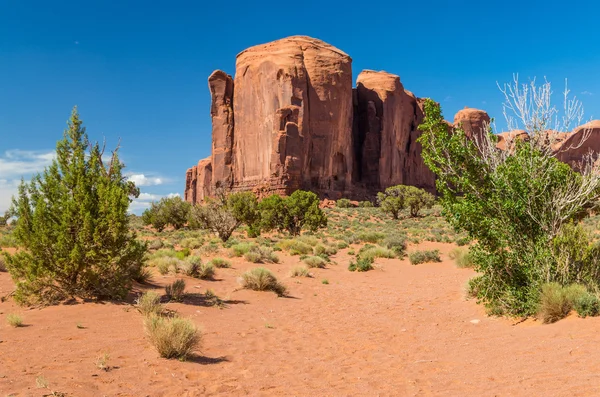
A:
[[358, 246, 395, 262], [336, 198, 352, 208], [142, 196, 191, 232], [564, 284, 600, 318], [227, 191, 262, 237], [240, 267, 287, 296], [418, 94, 600, 316], [377, 185, 434, 219], [358, 201, 374, 208], [409, 250, 441, 265], [188, 197, 240, 242], [259, 190, 327, 235], [6, 108, 146, 304], [144, 315, 201, 360]]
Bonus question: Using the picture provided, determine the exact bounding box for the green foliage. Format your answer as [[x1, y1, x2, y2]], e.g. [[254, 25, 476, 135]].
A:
[[142, 196, 191, 232], [357, 231, 385, 243], [408, 250, 441, 265], [382, 235, 407, 257], [6, 107, 146, 304], [276, 238, 313, 256], [358, 201, 374, 208], [230, 242, 255, 257], [259, 191, 327, 235], [336, 198, 352, 208], [209, 257, 231, 268], [240, 267, 287, 296], [377, 185, 434, 218], [418, 98, 600, 316], [348, 256, 374, 272], [227, 191, 261, 237], [244, 245, 279, 264], [6, 313, 23, 327], [358, 246, 396, 262]]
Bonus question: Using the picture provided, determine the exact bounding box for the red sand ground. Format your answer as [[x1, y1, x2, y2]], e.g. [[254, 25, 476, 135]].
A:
[[1, 242, 599, 396]]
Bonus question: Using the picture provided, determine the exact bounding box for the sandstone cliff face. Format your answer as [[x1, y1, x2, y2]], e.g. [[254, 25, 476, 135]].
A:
[[354, 70, 435, 192], [232, 36, 354, 196], [209, 71, 234, 191], [186, 36, 600, 204]]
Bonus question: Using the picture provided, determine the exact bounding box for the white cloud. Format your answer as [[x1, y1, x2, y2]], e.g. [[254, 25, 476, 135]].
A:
[[0, 150, 56, 213], [0, 150, 55, 178], [166, 192, 180, 198], [128, 192, 182, 215], [127, 173, 163, 187], [581, 91, 594, 96]]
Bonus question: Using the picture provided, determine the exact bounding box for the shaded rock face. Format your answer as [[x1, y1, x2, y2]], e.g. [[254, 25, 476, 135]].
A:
[[232, 36, 354, 197], [354, 70, 435, 192], [184, 158, 212, 203], [209, 71, 234, 191]]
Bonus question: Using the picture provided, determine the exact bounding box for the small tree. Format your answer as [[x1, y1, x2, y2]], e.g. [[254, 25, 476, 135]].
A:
[[0, 212, 9, 227], [227, 191, 261, 237], [188, 200, 240, 242], [418, 76, 600, 315], [403, 186, 435, 217], [259, 190, 327, 235], [7, 107, 147, 304], [142, 196, 190, 231], [377, 186, 405, 219]]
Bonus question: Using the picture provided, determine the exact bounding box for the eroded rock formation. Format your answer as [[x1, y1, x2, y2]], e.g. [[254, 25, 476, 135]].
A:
[[184, 35, 600, 203]]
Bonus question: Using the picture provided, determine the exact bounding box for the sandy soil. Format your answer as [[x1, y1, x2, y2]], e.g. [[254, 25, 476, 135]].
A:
[[1, 242, 599, 396]]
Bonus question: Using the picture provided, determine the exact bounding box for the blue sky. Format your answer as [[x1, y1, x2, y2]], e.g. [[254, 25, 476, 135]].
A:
[[1, 0, 599, 213]]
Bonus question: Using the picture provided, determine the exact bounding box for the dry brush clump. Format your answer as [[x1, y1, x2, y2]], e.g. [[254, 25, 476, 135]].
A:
[[240, 267, 287, 296], [409, 250, 441, 265]]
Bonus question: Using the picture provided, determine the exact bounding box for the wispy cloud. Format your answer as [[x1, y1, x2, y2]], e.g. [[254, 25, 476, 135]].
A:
[[581, 91, 594, 96], [0, 150, 55, 178], [129, 192, 181, 214], [127, 173, 164, 186]]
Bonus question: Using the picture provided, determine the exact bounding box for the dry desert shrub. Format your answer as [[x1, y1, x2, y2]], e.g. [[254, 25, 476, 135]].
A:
[[165, 279, 186, 301], [409, 249, 441, 265], [303, 255, 326, 268], [6, 313, 23, 327], [144, 314, 202, 360], [290, 266, 311, 277], [210, 257, 231, 268], [449, 247, 475, 268], [136, 291, 163, 317], [241, 267, 287, 296]]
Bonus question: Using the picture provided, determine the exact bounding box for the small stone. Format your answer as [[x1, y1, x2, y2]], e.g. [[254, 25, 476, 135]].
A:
[[470, 319, 480, 324]]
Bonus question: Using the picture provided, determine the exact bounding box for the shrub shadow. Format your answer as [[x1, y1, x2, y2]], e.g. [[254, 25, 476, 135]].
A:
[[188, 355, 230, 365], [182, 293, 248, 308]]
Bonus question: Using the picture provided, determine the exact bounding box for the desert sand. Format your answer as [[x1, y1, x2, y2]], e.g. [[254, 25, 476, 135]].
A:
[[1, 241, 599, 396]]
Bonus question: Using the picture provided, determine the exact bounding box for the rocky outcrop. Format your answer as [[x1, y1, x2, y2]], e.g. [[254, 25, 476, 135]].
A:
[[453, 107, 491, 142], [209, 71, 234, 192], [185, 35, 600, 204], [232, 36, 354, 197], [184, 158, 212, 203], [354, 70, 435, 192], [555, 120, 600, 170]]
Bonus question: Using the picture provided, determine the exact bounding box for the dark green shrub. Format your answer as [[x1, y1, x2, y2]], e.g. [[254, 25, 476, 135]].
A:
[[259, 191, 327, 235], [336, 198, 352, 208], [348, 256, 374, 272], [228, 191, 262, 237], [142, 196, 191, 231], [358, 201, 374, 208], [6, 108, 146, 304]]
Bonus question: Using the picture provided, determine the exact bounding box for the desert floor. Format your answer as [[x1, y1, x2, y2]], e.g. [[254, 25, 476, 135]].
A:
[[2, 239, 600, 397]]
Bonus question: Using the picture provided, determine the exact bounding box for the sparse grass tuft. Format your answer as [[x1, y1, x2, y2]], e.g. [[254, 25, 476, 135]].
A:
[[240, 267, 287, 296], [136, 291, 164, 316], [210, 257, 231, 268], [165, 279, 186, 301], [6, 313, 23, 327], [144, 315, 202, 360], [539, 283, 571, 323], [290, 266, 311, 277], [449, 247, 475, 268], [303, 255, 327, 268], [409, 249, 441, 265], [230, 242, 255, 257], [244, 245, 279, 264]]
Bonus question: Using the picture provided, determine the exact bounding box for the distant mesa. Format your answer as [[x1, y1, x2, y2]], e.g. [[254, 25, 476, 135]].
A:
[[185, 35, 600, 203]]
